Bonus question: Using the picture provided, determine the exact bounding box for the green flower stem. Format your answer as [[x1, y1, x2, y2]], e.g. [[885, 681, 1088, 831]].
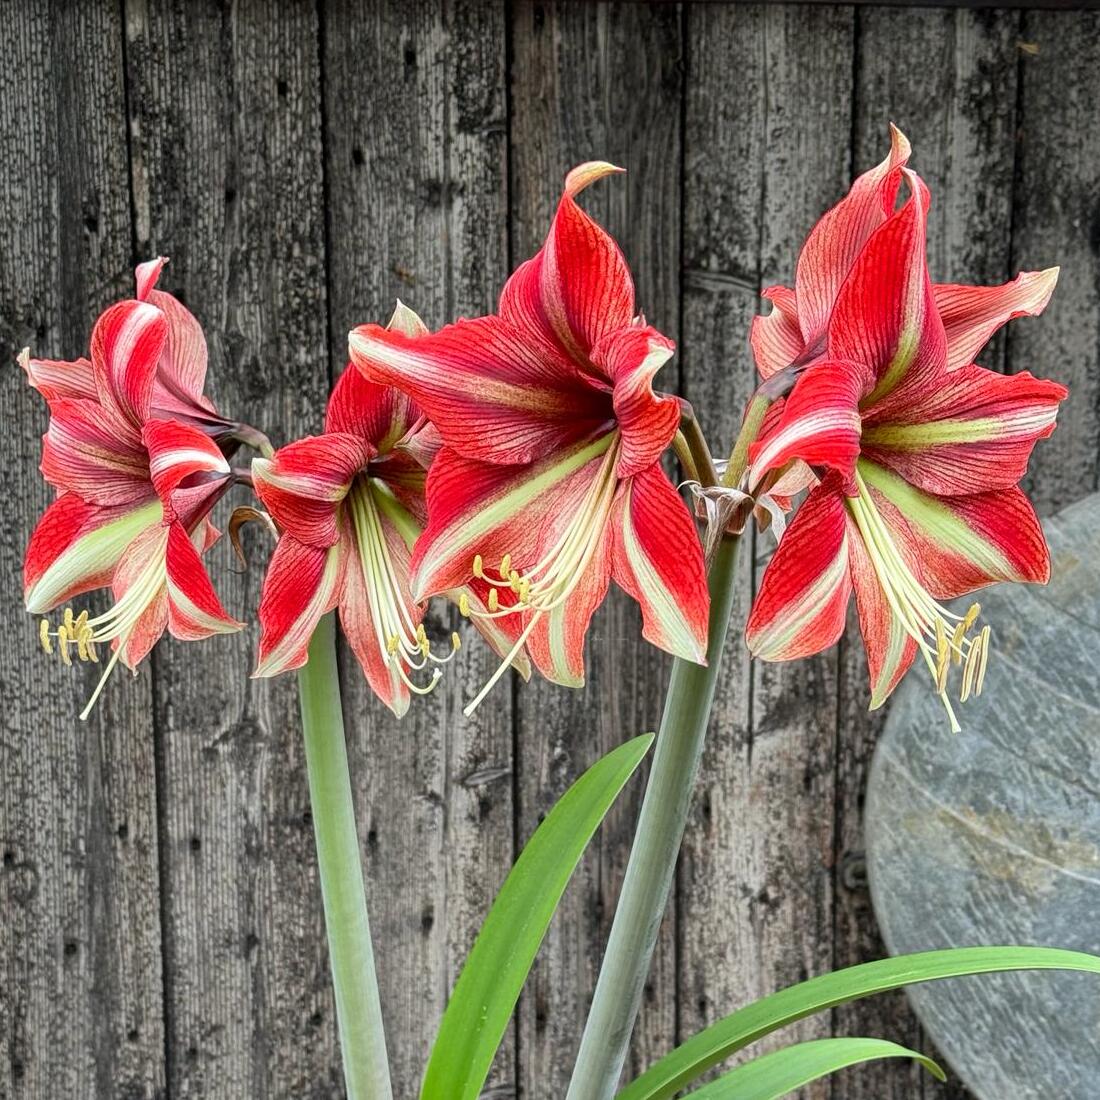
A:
[[298, 614, 393, 1100], [566, 533, 744, 1100]]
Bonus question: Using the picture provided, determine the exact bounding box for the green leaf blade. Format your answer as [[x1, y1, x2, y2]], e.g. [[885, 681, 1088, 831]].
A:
[[682, 1037, 943, 1100], [617, 946, 1100, 1100], [421, 732, 656, 1100]]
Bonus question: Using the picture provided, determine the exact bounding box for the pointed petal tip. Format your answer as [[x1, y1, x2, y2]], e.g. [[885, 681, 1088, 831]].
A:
[[887, 122, 912, 162], [564, 160, 625, 198], [387, 299, 430, 338]]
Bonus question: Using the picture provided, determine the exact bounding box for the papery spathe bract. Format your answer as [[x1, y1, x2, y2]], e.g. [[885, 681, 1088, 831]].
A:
[[349, 162, 710, 715]]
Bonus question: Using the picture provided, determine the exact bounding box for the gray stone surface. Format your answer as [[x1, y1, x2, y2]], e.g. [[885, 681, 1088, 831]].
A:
[[867, 492, 1100, 1099]]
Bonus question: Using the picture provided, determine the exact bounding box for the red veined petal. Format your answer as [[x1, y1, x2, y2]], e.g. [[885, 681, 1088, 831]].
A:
[[594, 324, 680, 477], [795, 124, 911, 348], [110, 523, 171, 669], [146, 289, 214, 415], [745, 479, 853, 662], [411, 437, 616, 599], [254, 535, 347, 677], [40, 397, 150, 505], [858, 460, 1050, 598], [24, 495, 163, 613], [19, 349, 99, 403], [135, 257, 168, 301], [747, 359, 871, 491], [750, 285, 805, 380], [165, 521, 242, 641], [446, 578, 532, 682], [934, 268, 1059, 372], [829, 169, 947, 409], [143, 417, 230, 503], [325, 360, 427, 451], [498, 161, 634, 365], [90, 299, 169, 427], [349, 315, 604, 465], [844, 504, 918, 709], [252, 433, 371, 548], [610, 465, 709, 664], [861, 365, 1067, 496]]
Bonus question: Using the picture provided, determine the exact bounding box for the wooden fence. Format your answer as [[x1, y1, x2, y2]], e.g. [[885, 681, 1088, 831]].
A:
[[2, 2, 1097, 1097]]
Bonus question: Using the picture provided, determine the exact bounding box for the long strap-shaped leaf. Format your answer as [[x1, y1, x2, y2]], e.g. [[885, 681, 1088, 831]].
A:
[[618, 946, 1100, 1100], [681, 1037, 943, 1099], [421, 732, 656, 1100]]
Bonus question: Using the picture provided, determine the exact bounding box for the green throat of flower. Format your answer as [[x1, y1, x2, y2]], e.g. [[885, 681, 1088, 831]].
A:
[[847, 469, 989, 733]]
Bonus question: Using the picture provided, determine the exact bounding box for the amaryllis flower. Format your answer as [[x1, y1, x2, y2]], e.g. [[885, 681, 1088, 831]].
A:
[[25, 292, 242, 718], [251, 303, 528, 717], [744, 168, 1066, 730], [349, 162, 709, 714], [750, 126, 1059, 381]]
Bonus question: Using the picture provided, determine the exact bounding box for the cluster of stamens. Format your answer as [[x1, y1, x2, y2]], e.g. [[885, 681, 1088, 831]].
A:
[[848, 471, 991, 732]]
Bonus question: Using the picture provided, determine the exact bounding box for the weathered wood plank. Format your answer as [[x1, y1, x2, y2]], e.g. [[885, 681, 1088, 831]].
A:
[[320, 1, 511, 1093], [509, 2, 684, 1094], [846, 10, 1022, 1099], [678, 6, 853, 1097], [0, 3, 166, 1098], [124, 2, 334, 1095]]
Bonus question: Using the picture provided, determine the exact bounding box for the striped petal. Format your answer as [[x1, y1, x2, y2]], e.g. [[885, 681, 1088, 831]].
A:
[[746, 479, 853, 662], [143, 417, 230, 503], [498, 161, 634, 364], [111, 524, 170, 670], [610, 465, 709, 664], [829, 169, 947, 410], [255, 534, 347, 677], [935, 268, 1059, 372], [747, 359, 871, 492], [326, 360, 428, 456], [135, 257, 168, 302], [750, 285, 805, 380], [861, 365, 1067, 496], [165, 521, 243, 641], [349, 315, 603, 466], [795, 124, 911, 349], [19, 348, 99, 403], [90, 299, 169, 427], [858, 459, 1050, 598], [24, 495, 163, 614], [252, 433, 371, 548]]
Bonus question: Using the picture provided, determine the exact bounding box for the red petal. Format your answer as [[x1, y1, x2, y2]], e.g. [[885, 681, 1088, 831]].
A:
[[325, 361, 426, 451], [595, 324, 680, 477], [610, 465, 709, 663], [498, 161, 634, 364], [252, 433, 371, 548], [750, 285, 805, 380], [745, 479, 853, 661], [747, 359, 871, 491], [135, 257, 169, 301], [934, 268, 1059, 372], [447, 578, 532, 681], [829, 169, 947, 409], [795, 124, 911, 349], [143, 417, 230, 503], [861, 365, 1067, 496], [146, 288, 213, 415], [255, 535, 347, 677], [90, 299, 169, 426], [349, 316, 604, 465], [165, 521, 242, 641], [40, 397, 150, 505], [20, 350, 99, 403], [111, 524, 170, 669]]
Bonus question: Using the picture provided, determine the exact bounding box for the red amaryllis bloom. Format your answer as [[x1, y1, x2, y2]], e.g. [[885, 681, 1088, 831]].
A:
[[744, 169, 1066, 730], [751, 126, 1058, 381], [349, 163, 709, 714], [252, 303, 528, 718], [24, 290, 242, 718]]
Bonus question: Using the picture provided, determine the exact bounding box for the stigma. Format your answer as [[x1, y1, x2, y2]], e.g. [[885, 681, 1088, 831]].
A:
[[847, 471, 990, 732]]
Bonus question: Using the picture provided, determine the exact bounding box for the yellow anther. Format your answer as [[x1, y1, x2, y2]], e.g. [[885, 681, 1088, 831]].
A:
[[451, 632, 462, 652], [77, 633, 89, 662], [499, 553, 511, 579], [87, 640, 99, 663], [950, 621, 966, 665], [935, 650, 949, 695], [387, 634, 400, 656], [473, 554, 484, 579], [488, 588, 499, 613], [960, 635, 981, 703], [39, 619, 53, 655], [416, 625, 430, 657], [63, 607, 75, 632], [962, 603, 981, 632], [935, 619, 948, 669], [57, 624, 72, 666], [458, 593, 470, 617], [509, 569, 521, 591], [517, 578, 531, 603], [975, 625, 991, 696]]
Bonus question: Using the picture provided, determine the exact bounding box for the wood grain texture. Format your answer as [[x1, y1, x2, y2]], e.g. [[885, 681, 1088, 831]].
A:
[[320, 1, 511, 1094], [124, 2, 335, 1096], [678, 8, 853, 1099], [0, 3, 166, 1098], [508, 3, 684, 1094]]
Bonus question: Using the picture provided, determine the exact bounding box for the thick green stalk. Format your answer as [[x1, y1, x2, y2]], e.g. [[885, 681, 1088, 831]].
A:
[[566, 534, 743, 1100], [298, 614, 393, 1099]]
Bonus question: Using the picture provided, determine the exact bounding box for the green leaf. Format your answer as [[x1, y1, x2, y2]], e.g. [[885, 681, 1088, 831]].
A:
[[681, 1037, 944, 1099], [421, 732, 656, 1100], [617, 946, 1100, 1100]]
